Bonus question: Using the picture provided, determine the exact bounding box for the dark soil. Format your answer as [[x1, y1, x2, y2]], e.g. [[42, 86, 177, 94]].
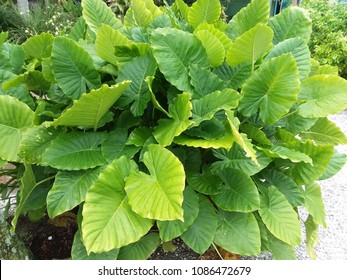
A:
[[13, 214, 225, 260]]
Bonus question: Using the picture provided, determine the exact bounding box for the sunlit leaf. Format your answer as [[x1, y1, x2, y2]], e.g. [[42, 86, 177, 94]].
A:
[[125, 144, 185, 221]]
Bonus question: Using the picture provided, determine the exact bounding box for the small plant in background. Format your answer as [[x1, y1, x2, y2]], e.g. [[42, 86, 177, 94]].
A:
[[302, 0, 347, 78], [0, 0, 80, 43], [1, 0, 347, 260]]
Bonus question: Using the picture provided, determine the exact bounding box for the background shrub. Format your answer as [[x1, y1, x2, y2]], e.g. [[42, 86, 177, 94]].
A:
[[302, 0, 347, 78]]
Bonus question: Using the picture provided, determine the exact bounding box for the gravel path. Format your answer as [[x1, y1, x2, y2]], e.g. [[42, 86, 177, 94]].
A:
[[295, 111, 347, 260]]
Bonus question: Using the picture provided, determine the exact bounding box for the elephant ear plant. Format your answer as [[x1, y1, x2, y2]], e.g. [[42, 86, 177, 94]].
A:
[[1, 0, 347, 260]]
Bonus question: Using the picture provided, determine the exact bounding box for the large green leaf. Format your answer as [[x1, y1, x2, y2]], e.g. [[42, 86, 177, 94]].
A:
[[239, 53, 300, 124], [101, 128, 140, 163], [319, 150, 347, 180], [259, 186, 301, 246], [283, 140, 333, 186], [265, 37, 311, 80], [194, 29, 224, 68], [41, 132, 107, 170], [260, 169, 304, 207], [211, 168, 260, 212], [304, 182, 326, 227], [125, 144, 185, 221], [213, 62, 252, 90], [0, 95, 35, 162], [300, 118, 347, 146], [188, 0, 221, 29], [82, 156, 153, 254], [259, 145, 313, 165], [157, 186, 199, 242], [225, 0, 270, 40], [117, 232, 160, 260], [181, 195, 218, 254], [153, 92, 193, 146], [212, 143, 272, 176], [81, 0, 123, 34], [151, 27, 209, 92], [51, 37, 101, 100], [116, 53, 157, 116], [47, 168, 101, 219], [95, 24, 131, 65], [131, 0, 162, 28], [214, 211, 261, 256], [11, 164, 36, 231], [52, 82, 130, 129], [297, 75, 347, 118], [174, 123, 234, 150], [226, 23, 273, 68], [268, 6, 312, 44], [189, 64, 225, 99], [19, 125, 61, 164], [71, 231, 119, 260], [22, 33, 54, 60], [191, 90, 240, 126]]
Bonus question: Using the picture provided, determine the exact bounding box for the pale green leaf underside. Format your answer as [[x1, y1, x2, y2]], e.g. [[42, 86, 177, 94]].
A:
[[0, 95, 35, 161], [304, 183, 326, 227], [41, 132, 107, 170], [259, 186, 301, 246], [300, 118, 347, 146], [214, 211, 261, 256], [82, 157, 153, 254], [319, 150, 347, 180], [298, 75, 347, 118], [125, 144, 185, 221], [52, 82, 130, 129], [304, 215, 319, 260]]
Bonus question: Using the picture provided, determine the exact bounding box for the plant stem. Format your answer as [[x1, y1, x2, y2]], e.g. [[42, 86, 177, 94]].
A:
[[212, 242, 224, 260], [35, 175, 56, 187]]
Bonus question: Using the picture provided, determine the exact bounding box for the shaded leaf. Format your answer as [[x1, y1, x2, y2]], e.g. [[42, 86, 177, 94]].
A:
[[214, 211, 261, 256], [181, 195, 218, 254]]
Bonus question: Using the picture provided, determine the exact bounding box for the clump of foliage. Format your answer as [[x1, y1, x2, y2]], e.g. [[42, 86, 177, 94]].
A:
[[0, 0, 81, 43], [302, 0, 347, 78], [1, 0, 347, 260]]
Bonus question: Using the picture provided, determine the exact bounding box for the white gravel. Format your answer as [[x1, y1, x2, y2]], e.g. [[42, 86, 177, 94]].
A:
[[295, 110, 347, 260]]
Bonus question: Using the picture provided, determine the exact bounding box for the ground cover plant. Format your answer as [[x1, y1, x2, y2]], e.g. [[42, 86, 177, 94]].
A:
[[1, 0, 347, 260]]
